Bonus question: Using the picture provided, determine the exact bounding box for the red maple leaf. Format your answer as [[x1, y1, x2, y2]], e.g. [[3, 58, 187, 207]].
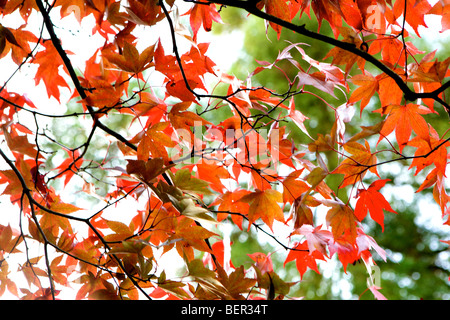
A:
[[327, 237, 359, 272], [354, 179, 397, 231], [187, 3, 223, 41], [0, 89, 36, 121], [203, 240, 235, 270], [284, 241, 326, 279], [54, 149, 84, 186]]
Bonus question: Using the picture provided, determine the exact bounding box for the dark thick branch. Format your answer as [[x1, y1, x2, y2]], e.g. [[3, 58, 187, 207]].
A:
[[197, 0, 449, 110]]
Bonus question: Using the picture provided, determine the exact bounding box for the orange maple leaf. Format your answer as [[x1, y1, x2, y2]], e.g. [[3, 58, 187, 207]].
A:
[[54, 0, 86, 22], [290, 195, 318, 229], [168, 102, 211, 133], [369, 33, 424, 67], [2, 0, 38, 22], [125, 92, 166, 125], [428, 0, 450, 32], [0, 224, 22, 254], [239, 189, 284, 231], [195, 162, 230, 193], [203, 240, 235, 270], [2, 123, 40, 159], [175, 218, 218, 259], [0, 25, 38, 65], [393, 0, 431, 36], [32, 40, 70, 102], [215, 265, 256, 299], [125, 0, 165, 26], [126, 158, 173, 186], [155, 41, 215, 102], [212, 189, 250, 230], [408, 125, 449, 176], [260, 0, 291, 39], [83, 79, 123, 109], [375, 71, 404, 107], [102, 219, 134, 242], [309, 0, 343, 37], [324, 200, 358, 243], [375, 103, 433, 153], [103, 41, 155, 74], [339, 0, 364, 30], [281, 169, 310, 204], [333, 140, 377, 189], [348, 72, 378, 114], [354, 179, 397, 231], [324, 27, 365, 75], [409, 52, 450, 111], [187, 3, 223, 40], [137, 122, 177, 162]]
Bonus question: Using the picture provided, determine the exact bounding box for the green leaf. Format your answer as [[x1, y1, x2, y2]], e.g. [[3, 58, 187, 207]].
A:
[[158, 280, 190, 299], [179, 198, 217, 224], [126, 158, 174, 185], [171, 168, 212, 195], [186, 259, 229, 299], [305, 167, 327, 189], [254, 268, 293, 297]]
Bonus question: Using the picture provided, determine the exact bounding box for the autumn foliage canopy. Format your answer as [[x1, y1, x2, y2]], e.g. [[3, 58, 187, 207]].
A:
[[0, 0, 449, 300]]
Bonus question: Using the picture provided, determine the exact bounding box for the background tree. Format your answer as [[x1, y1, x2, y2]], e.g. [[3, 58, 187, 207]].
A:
[[0, 0, 449, 300]]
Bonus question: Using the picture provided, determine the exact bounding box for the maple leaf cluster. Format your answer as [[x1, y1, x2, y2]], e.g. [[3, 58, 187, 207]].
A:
[[0, 0, 449, 301]]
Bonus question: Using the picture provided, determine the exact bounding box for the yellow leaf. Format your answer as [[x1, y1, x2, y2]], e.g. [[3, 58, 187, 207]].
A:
[[103, 219, 134, 238]]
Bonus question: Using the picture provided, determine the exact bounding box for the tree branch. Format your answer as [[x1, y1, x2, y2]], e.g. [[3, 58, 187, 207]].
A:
[[35, 0, 138, 151]]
